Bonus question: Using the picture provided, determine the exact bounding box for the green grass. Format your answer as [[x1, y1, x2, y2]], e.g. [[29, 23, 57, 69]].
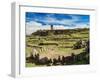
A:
[[26, 28, 89, 67], [26, 63, 46, 67], [26, 63, 36, 67]]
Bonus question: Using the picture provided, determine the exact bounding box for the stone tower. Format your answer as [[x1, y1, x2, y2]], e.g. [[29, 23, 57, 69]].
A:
[[51, 25, 53, 30]]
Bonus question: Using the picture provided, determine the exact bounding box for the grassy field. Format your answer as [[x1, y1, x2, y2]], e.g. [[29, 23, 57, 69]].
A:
[[26, 28, 89, 67]]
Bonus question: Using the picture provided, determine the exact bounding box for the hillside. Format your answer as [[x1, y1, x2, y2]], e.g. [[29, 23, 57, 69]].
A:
[[26, 28, 89, 67]]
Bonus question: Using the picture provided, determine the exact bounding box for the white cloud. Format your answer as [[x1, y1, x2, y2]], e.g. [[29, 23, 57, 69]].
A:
[[26, 14, 89, 35], [41, 15, 79, 27], [53, 25, 66, 30], [26, 21, 42, 35], [74, 23, 89, 28], [26, 21, 51, 35]]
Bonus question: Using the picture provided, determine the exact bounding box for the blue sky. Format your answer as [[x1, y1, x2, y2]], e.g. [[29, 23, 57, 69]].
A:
[[26, 12, 90, 35]]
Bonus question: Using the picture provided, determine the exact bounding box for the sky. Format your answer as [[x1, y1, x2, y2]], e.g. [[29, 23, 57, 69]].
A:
[[26, 12, 90, 35]]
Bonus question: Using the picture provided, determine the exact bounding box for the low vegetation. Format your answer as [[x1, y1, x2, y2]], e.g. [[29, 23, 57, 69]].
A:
[[26, 28, 89, 67]]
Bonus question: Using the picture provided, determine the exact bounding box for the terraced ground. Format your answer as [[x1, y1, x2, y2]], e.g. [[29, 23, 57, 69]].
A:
[[26, 28, 89, 67]]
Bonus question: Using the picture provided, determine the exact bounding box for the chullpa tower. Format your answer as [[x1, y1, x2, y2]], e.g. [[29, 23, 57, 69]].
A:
[[48, 25, 54, 36], [51, 25, 53, 30]]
